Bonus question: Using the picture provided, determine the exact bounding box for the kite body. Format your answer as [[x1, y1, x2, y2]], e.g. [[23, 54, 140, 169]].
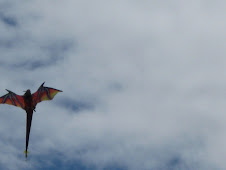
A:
[[0, 82, 62, 157]]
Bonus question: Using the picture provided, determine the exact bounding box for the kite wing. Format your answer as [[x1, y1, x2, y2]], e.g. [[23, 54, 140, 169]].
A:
[[32, 82, 62, 107], [0, 90, 25, 109]]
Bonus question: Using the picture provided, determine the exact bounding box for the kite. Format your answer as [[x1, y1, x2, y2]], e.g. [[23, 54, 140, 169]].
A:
[[0, 82, 62, 157]]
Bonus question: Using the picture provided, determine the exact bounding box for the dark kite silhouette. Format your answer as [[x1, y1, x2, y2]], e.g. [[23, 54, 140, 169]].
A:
[[0, 82, 62, 157]]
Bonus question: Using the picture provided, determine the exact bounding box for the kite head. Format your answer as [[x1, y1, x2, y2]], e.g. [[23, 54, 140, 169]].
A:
[[24, 89, 31, 96]]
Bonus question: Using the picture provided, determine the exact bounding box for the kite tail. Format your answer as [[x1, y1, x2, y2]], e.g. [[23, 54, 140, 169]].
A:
[[25, 110, 33, 158], [24, 150, 29, 158]]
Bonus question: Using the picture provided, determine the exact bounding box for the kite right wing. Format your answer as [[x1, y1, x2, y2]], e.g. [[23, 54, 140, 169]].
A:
[[32, 82, 62, 107]]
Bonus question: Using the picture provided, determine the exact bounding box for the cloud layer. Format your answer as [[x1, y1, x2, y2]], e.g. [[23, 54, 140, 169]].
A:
[[0, 0, 225, 169]]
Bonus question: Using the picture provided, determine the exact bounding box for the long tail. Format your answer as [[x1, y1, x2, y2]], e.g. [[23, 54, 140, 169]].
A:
[[25, 110, 33, 157]]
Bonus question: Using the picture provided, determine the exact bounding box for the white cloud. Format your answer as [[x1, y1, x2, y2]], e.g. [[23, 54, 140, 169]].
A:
[[0, 0, 225, 169]]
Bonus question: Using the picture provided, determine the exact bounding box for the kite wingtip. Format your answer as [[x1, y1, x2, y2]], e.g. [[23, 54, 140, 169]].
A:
[[5, 89, 12, 93]]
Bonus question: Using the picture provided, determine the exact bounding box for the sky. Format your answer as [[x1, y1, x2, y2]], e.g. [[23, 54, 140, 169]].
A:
[[0, 0, 225, 169]]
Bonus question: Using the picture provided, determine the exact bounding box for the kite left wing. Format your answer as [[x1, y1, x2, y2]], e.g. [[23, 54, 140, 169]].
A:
[[0, 90, 25, 109]]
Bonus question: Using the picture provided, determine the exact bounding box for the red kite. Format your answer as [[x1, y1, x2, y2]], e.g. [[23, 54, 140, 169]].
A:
[[0, 82, 62, 157]]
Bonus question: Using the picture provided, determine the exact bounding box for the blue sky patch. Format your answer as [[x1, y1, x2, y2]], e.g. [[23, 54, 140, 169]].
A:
[[0, 14, 17, 27], [56, 97, 94, 112]]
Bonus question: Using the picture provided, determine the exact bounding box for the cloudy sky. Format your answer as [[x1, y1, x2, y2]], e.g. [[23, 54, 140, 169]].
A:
[[0, 0, 225, 169]]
